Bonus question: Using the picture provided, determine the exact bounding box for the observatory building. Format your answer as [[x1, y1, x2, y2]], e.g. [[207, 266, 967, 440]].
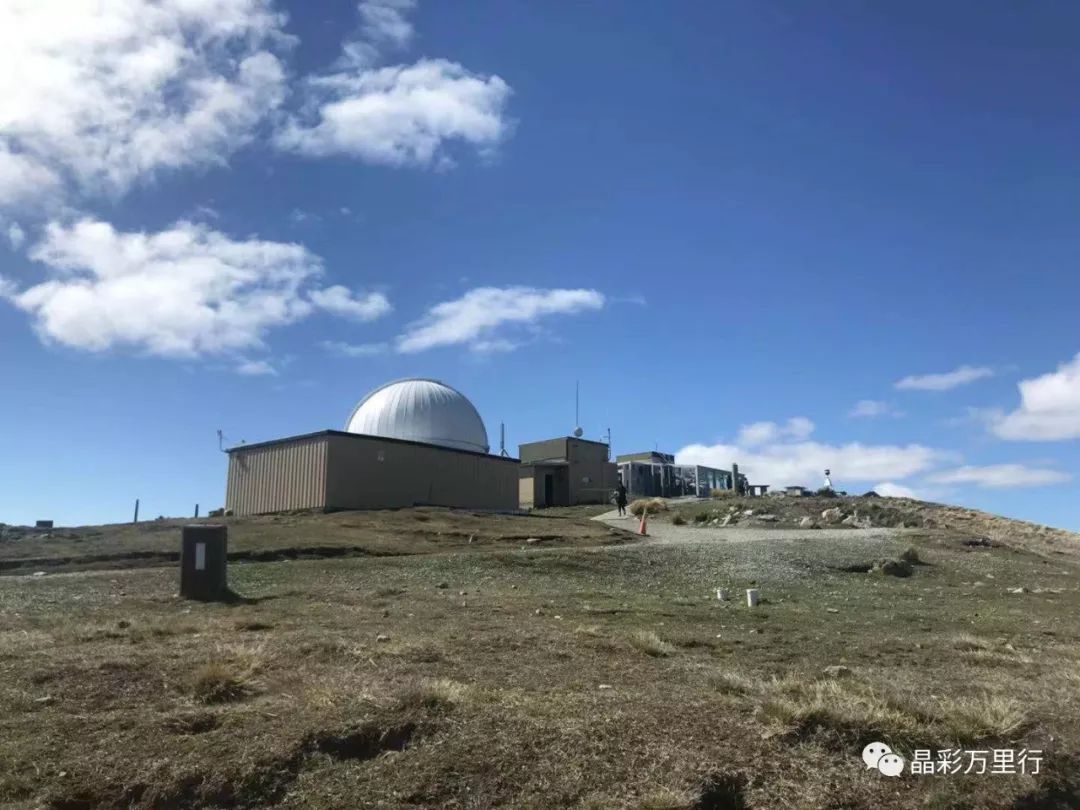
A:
[[225, 379, 519, 515]]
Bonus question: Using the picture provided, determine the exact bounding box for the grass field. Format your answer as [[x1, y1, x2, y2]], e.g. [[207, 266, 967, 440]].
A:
[[1, 502, 1079, 808]]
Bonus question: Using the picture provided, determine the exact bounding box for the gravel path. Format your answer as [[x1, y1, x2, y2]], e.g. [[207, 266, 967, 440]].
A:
[[593, 509, 911, 547]]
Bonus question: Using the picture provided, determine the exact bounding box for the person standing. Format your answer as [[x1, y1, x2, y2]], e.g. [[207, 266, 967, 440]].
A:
[[615, 481, 628, 517]]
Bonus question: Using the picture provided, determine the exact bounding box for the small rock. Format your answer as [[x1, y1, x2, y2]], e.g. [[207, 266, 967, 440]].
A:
[[742, 509, 754, 516], [468, 534, 476, 544], [525, 537, 542, 545], [535, 608, 544, 616], [459, 590, 467, 596], [375, 633, 391, 643], [755, 514, 779, 522], [749, 628, 761, 635], [510, 584, 517, 590], [799, 517, 815, 528], [436, 582, 448, 589], [822, 665, 852, 679], [34, 695, 55, 705], [598, 684, 613, 690], [1007, 586, 1028, 594], [826, 608, 839, 614], [381, 609, 390, 618], [821, 507, 843, 523], [720, 515, 733, 527], [32, 571, 46, 577]]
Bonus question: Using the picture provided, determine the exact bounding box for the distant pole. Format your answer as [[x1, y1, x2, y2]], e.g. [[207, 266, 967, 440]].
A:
[[605, 427, 612, 460], [133, 498, 140, 523], [195, 504, 200, 519]]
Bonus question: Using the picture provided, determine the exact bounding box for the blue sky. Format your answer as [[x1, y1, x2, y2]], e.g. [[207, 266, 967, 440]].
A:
[[1, 0, 1078, 529]]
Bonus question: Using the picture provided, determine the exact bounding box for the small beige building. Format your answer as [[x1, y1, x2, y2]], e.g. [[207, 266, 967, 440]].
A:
[[518, 436, 617, 508], [225, 379, 519, 515]]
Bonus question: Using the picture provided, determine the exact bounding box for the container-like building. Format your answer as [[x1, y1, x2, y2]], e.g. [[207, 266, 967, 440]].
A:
[[518, 436, 617, 508], [225, 379, 519, 515]]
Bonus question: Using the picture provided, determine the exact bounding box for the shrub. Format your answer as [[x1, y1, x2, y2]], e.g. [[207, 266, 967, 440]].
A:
[[672, 514, 686, 526], [693, 511, 711, 523], [816, 487, 837, 498], [629, 498, 667, 517], [710, 488, 737, 499]]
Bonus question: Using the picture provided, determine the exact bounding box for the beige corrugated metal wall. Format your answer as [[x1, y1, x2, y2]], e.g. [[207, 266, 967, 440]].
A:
[[226, 435, 328, 515], [325, 434, 517, 511], [566, 439, 617, 505]]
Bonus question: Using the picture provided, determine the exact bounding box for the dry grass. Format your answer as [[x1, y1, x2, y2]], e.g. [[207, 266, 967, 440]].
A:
[[711, 671, 757, 696], [396, 678, 468, 711], [628, 630, 676, 657], [709, 488, 738, 499], [638, 788, 697, 809], [751, 673, 1032, 750], [190, 662, 253, 704], [3, 505, 1079, 809], [629, 498, 668, 517]]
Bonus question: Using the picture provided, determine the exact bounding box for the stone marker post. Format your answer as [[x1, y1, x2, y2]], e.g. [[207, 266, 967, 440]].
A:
[[180, 524, 228, 601]]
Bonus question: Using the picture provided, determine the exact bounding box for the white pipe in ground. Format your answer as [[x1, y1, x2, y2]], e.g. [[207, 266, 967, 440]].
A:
[[746, 588, 760, 607]]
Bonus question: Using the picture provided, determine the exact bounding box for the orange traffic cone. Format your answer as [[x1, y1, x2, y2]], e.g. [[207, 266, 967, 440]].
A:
[[638, 510, 648, 536]]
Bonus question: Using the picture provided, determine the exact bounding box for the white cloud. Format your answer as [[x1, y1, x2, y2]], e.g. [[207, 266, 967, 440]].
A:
[[0, 0, 289, 207], [0, 146, 62, 208], [4, 221, 25, 249], [277, 59, 511, 168], [873, 481, 917, 498], [396, 286, 605, 354], [927, 464, 1070, 489], [991, 353, 1080, 441], [849, 399, 904, 418], [309, 285, 391, 322], [895, 365, 994, 391], [0, 218, 378, 359], [357, 0, 416, 50], [322, 340, 389, 357], [737, 417, 815, 446], [236, 358, 277, 376], [676, 417, 944, 488]]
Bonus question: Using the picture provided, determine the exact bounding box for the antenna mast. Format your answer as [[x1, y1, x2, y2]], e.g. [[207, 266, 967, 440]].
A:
[[573, 380, 583, 438]]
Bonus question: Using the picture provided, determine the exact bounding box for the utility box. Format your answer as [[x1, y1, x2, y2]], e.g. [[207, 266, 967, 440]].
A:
[[180, 525, 228, 601]]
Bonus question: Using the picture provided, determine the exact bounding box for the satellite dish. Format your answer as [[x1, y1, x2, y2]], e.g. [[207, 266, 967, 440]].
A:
[[573, 426, 584, 438]]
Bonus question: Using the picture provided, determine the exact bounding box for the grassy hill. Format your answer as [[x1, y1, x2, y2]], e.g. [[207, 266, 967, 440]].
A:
[[1, 500, 1078, 808]]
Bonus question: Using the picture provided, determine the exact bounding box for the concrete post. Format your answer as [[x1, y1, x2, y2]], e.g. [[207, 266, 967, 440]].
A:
[[180, 524, 228, 601]]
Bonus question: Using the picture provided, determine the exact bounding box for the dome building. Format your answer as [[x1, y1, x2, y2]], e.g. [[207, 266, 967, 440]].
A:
[[345, 379, 489, 454], [225, 379, 518, 515]]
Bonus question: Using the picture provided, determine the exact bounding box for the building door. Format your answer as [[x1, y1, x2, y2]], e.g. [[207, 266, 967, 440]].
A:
[[544, 474, 554, 507]]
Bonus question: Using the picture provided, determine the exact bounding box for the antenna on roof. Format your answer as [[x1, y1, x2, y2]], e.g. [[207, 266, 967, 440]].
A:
[[217, 429, 226, 453], [574, 380, 583, 438], [500, 422, 509, 457]]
